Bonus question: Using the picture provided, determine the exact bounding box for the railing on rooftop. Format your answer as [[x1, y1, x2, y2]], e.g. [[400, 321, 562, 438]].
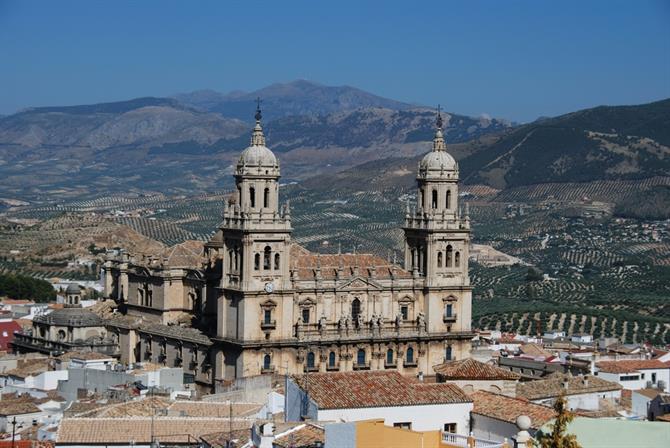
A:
[[442, 432, 508, 448]]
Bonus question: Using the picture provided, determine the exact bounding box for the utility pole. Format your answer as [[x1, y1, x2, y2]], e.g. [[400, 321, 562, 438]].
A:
[[11, 417, 19, 448]]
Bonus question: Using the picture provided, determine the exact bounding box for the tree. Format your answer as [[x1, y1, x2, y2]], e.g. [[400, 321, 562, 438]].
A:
[[535, 394, 581, 448]]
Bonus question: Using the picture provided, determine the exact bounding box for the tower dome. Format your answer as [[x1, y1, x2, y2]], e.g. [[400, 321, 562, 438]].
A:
[[418, 108, 457, 177], [236, 103, 279, 175]]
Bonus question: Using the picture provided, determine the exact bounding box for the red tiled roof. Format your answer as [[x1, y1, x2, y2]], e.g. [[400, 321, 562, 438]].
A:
[[292, 245, 412, 280], [471, 391, 556, 429], [0, 442, 53, 448], [596, 359, 669, 374], [0, 320, 21, 352], [516, 373, 621, 400], [291, 371, 471, 410], [433, 358, 521, 381], [274, 423, 324, 448]]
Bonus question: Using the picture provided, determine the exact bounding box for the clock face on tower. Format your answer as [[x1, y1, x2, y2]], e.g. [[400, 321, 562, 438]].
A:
[[264, 282, 274, 293]]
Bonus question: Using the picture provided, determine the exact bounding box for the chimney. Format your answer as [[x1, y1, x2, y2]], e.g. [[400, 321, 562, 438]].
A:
[[582, 376, 589, 388], [417, 371, 424, 382], [563, 378, 569, 390]]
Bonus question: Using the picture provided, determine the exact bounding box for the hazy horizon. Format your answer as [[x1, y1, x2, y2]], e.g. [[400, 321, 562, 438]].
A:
[[2, 0, 669, 121]]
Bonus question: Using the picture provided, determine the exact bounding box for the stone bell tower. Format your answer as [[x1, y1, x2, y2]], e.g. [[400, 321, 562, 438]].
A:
[[403, 108, 472, 337], [219, 102, 292, 293]]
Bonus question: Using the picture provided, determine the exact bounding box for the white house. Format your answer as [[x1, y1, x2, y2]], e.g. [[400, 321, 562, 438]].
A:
[[3, 369, 69, 397], [286, 371, 473, 435], [0, 401, 44, 432], [470, 391, 556, 442], [516, 373, 621, 411], [631, 388, 664, 419], [596, 360, 670, 393]]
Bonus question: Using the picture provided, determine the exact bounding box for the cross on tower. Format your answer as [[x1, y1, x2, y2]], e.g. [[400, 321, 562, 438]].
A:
[[255, 97, 262, 122]]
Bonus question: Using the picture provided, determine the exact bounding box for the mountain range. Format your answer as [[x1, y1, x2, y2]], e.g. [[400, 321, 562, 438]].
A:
[[304, 98, 670, 195], [0, 80, 668, 206]]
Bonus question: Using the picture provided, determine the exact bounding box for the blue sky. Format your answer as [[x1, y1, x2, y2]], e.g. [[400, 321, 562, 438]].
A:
[[1, 0, 669, 121]]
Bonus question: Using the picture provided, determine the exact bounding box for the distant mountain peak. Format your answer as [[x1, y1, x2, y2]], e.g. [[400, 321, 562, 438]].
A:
[[173, 79, 415, 121]]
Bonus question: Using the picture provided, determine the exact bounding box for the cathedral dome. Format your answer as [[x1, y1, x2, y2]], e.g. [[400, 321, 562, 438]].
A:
[[419, 112, 457, 174], [236, 106, 279, 173], [65, 283, 81, 295], [420, 149, 456, 171], [238, 137, 278, 168]]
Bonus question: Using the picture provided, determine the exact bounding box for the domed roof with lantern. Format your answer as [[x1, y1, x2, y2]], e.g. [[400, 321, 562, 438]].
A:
[[419, 107, 458, 176], [236, 101, 279, 175]]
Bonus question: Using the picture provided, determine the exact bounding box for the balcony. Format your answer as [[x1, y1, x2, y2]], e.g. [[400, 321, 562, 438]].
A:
[[443, 313, 458, 323], [261, 365, 275, 374], [384, 361, 397, 369], [326, 364, 339, 372], [304, 365, 319, 373], [353, 362, 370, 371], [403, 359, 418, 368], [442, 432, 508, 448], [11, 333, 118, 357], [261, 320, 277, 330]]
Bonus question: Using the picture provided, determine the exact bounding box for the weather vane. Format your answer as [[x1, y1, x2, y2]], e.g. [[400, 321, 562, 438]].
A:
[[255, 97, 262, 122]]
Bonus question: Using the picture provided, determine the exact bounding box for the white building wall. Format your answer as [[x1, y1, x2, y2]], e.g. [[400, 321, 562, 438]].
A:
[[316, 402, 473, 434], [631, 391, 652, 418], [472, 414, 520, 442], [531, 390, 620, 411], [598, 369, 670, 392]]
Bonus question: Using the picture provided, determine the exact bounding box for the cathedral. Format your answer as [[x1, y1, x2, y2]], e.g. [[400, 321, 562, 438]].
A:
[[100, 106, 474, 390]]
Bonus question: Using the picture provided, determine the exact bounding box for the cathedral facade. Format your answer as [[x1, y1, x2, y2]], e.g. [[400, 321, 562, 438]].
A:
[[101, 107, 474, 388]]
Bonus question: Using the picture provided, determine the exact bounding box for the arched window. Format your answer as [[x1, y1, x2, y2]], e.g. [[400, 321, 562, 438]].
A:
[[446, 190, 452, 209], [249, 187, 256, 208], [446, 345, 453, 361], [437, 251, 443, 268], [351, 298, 361, 321], [328, 351, 336, 367], [386, 349, 394, 365], [455, 251, 460, 267], [446, 245, 453, 267], [263, 354, 271, 370], [445, 303, 453, 318], [263, 188, 270, 208], [254, 253, 260, 270], [234, 247, 239, 270], [406, 347, 414, 363], [307, 352, 316, 368], [229, 250, 234, 271], [432, 189, 438, 209], [357, 349, 366, 366], [411, 249, 416, 269], [274, 253, 280, 270], [419, 190, 425, 209], [263, 246, 271, 270]]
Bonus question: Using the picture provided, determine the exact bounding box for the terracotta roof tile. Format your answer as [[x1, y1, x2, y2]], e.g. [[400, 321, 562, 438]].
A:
[[1, 359, 50, 379], [433, 358, 521, 380], [596, 360, 669, 374], [0, 400, 41, 416], [56, 417, 250, 444], [516, 373, 621, 400], [471, 391, 556, 429], [274, 423, 325, 448], [291, 371, 471, 410], [292, 245, 411, 280]]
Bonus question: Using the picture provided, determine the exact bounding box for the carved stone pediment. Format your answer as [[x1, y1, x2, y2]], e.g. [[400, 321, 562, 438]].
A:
[[337, 276, 382, 291]]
